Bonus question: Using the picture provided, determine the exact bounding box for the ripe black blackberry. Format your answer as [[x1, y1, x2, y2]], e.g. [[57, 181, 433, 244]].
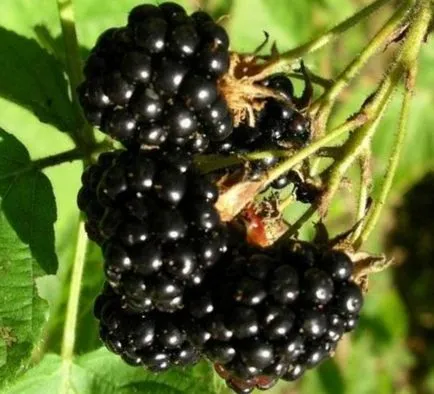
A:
[[256, 73, 311, 148], [77, 151, 119, 245], [183, 241, 363, 393], [77, 149, 228, 313], [210, 73, 311, 157], [78, 2, 233, 152], [95, 283, 200, 370], [206, 73, 312, 193]]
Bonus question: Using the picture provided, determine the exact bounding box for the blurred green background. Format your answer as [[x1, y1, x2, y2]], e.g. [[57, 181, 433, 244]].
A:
[[0, 0, 433, 393]]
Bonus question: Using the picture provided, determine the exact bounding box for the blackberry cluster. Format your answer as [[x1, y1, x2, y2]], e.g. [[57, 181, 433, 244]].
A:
[[78, 149, 228, 312], [183, 241, 363, 393], [76, 4, 365, 392], [211, 74, 311, 156], [78, 2, 232, 151], [95, 283, 200, 370], [207, 73, 312, 201]]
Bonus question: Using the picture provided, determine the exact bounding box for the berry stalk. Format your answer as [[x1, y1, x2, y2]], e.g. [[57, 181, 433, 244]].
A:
[[56, 0, 96, 153], [256, 0, 396, 76], [196, 150, 290, 173], [310, 2, 411, 133], [59, 217, 89, 394], [319, 98, 392, 216], [310, 10, 420, 220], [352, 149, 372, 242], [0, 147, 84, 181], [262, 115, 367, 187], [284, 205, 317, 239], [356, 0, 432, 248]]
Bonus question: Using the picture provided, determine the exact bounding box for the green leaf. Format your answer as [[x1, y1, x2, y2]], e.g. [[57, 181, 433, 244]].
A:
[[0, 27, 76, 133], [4, 348, 216, 394], [0, 211, 48, 388], [0, 128, 57, 274]]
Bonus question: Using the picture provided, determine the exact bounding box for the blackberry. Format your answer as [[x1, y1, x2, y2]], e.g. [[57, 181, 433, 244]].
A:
[[210, 73, 311, 158], [262, 74, 294, 101], [78, 2, 233, 151], [258, 73, 311, 147], [95, 283, 200, 370], [205, 73, 312, 190], [78, 149, 228, 313], [257, 101, 311, 147], [183, 242, 363, 393]]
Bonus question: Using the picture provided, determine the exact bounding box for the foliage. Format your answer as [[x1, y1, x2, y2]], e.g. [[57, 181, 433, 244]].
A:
[[0, 0, 433, 393]]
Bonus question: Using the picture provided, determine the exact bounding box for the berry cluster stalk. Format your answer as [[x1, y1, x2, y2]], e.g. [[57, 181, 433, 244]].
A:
[[239, 0, 427, 247], [310, 2, 411, 134], [55, 0, 96, 391], [356, 0, 432, 247], [0, 148, 83, 181], [59, 219, 89, 394], [256, 0, 395, 74], [352, 150, 372, 242], [56, 0, 96, 154]]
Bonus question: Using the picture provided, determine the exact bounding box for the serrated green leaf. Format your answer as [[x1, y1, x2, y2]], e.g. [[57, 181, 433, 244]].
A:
[[0, 211, 48, 388], [4, 348, 216, 394], [0, 128, 57, 274], [0, 27, 76, 133]]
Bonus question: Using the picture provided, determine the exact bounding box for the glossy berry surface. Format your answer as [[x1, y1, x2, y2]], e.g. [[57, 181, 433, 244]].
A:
[[78, 149, 227, 313], [207, 72, 312, 193], [95, 284, 200, 370], [78, 2, 233, 151], [183, 241, 363, 393]]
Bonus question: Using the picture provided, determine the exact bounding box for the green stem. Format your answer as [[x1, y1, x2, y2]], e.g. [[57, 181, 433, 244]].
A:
[[0, 148, 84, 181], [285, 205, 317, 238], [356, 0, 431, 248], [306, 1, 410, 177], [316, 15, 415, 212], [196, 150, 291, 173], [351, 150, 372, 242], [320, 86, 394, 214], [259, 0, 394, 73], [59, 217, 89, 394], [264, 115, 367, 186], [311, 3, 410, 116], [287, 71, 333, 90], [356, 93, 410, 247], [56, 0, 96, 151]]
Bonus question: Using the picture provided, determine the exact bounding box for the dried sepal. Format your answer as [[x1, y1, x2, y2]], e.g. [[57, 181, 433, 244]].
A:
[[215, 179, 265, 222]]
